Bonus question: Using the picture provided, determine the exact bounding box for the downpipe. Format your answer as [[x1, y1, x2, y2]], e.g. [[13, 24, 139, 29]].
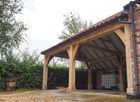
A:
[[129, 2, 140, 98]]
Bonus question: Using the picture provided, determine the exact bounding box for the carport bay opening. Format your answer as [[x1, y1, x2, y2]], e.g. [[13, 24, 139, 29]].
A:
[[53, 28, 126, 92]]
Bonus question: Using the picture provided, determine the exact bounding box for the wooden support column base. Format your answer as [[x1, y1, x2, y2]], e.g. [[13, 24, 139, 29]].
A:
[[42, 55, 52, 90], [67, 86, 76, 92], [88, 84, 93, 90], [87, 63, 93, 90]]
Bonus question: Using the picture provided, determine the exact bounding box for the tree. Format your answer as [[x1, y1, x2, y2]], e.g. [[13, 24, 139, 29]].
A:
[[0, 0, 27, 57], [59, 12, 92, 68], [59, 12, 92, 40]]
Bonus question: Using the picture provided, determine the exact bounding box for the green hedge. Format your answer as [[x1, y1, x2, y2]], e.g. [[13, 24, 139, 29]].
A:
[[0, 62, 43, 91], [0, 64, 88, 91], [0, 51, 88, 91], [48, 67, 87, 89], [48, 67, 68, 89]]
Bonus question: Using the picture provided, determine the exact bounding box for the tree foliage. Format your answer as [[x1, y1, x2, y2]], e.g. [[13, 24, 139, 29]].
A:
[[59, 12, 92, 40], [58, 12, 92, 67], [0, 0, 27, 56]]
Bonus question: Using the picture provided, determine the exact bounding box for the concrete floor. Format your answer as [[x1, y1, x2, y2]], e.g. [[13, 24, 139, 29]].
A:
[[0, 90, 140, 102], [34, 90, 126, 101]]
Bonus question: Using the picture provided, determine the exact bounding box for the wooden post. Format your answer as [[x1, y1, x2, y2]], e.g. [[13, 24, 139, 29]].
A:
[[67, 44, 79, 92], [114, 28, 126, 91], [87, 63, 93, 90], [116, 56, 124, 91], [42, 55, 52, 90], [118, 62, 124, 91], [125, 24, 135, 95]]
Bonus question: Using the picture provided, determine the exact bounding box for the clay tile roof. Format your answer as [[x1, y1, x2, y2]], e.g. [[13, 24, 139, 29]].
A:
[[41, 0, 140, 56], [41, 10, 128, 55]]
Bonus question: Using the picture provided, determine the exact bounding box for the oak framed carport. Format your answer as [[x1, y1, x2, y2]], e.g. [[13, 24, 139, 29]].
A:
[[41, 12, 129, 91], [41, 0, 140, 98]]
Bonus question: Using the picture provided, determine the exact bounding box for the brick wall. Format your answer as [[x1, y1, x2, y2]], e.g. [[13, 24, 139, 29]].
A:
[[134, 8, 140, 91], [126, 8, 140, 95]]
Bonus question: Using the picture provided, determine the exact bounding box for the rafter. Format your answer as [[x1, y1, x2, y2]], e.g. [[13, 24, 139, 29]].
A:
[[88, 46, 107, 70], [94, 67, 115, 71], [94, 64, 102, 70], [107, 36, 120, 53], [78, 48, 91, 62], [94, 41, 112, 69], [98, 38, 118, 68], [81, 46, 93, 61], [84, 46, 104, 70], [86, 42, 118, 54], [89, 56, 117, 64], [99, 38, 111, 43]]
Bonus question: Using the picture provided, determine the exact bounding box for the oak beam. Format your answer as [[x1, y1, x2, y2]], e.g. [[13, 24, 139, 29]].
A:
[[55, 53, 89, 62], [124, 24, 134, 94], [44, 23, 124, 56], [67, 44, 79, 92], [114, 29, 125, 44]]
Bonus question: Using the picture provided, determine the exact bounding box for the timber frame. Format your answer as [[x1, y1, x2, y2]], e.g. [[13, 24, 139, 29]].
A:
[[41, 0, 140, 97], [42, 22, 128, 92]]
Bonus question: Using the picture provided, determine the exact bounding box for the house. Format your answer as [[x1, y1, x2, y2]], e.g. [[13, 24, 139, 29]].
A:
[[41, 0, 140, 98]]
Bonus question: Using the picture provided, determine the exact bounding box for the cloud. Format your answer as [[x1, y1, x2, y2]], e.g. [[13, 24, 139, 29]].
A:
[[20, 0, 131, 53]]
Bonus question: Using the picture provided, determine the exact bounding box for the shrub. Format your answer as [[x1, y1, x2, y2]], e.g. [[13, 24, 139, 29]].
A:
[[0, 51, 88, 91]]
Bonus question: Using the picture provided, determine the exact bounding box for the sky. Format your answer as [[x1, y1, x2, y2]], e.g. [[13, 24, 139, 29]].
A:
[[20, 0, 132, 54]]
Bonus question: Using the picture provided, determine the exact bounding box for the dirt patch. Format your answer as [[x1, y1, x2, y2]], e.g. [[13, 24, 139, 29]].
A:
[[0, 91, 77, 102]]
